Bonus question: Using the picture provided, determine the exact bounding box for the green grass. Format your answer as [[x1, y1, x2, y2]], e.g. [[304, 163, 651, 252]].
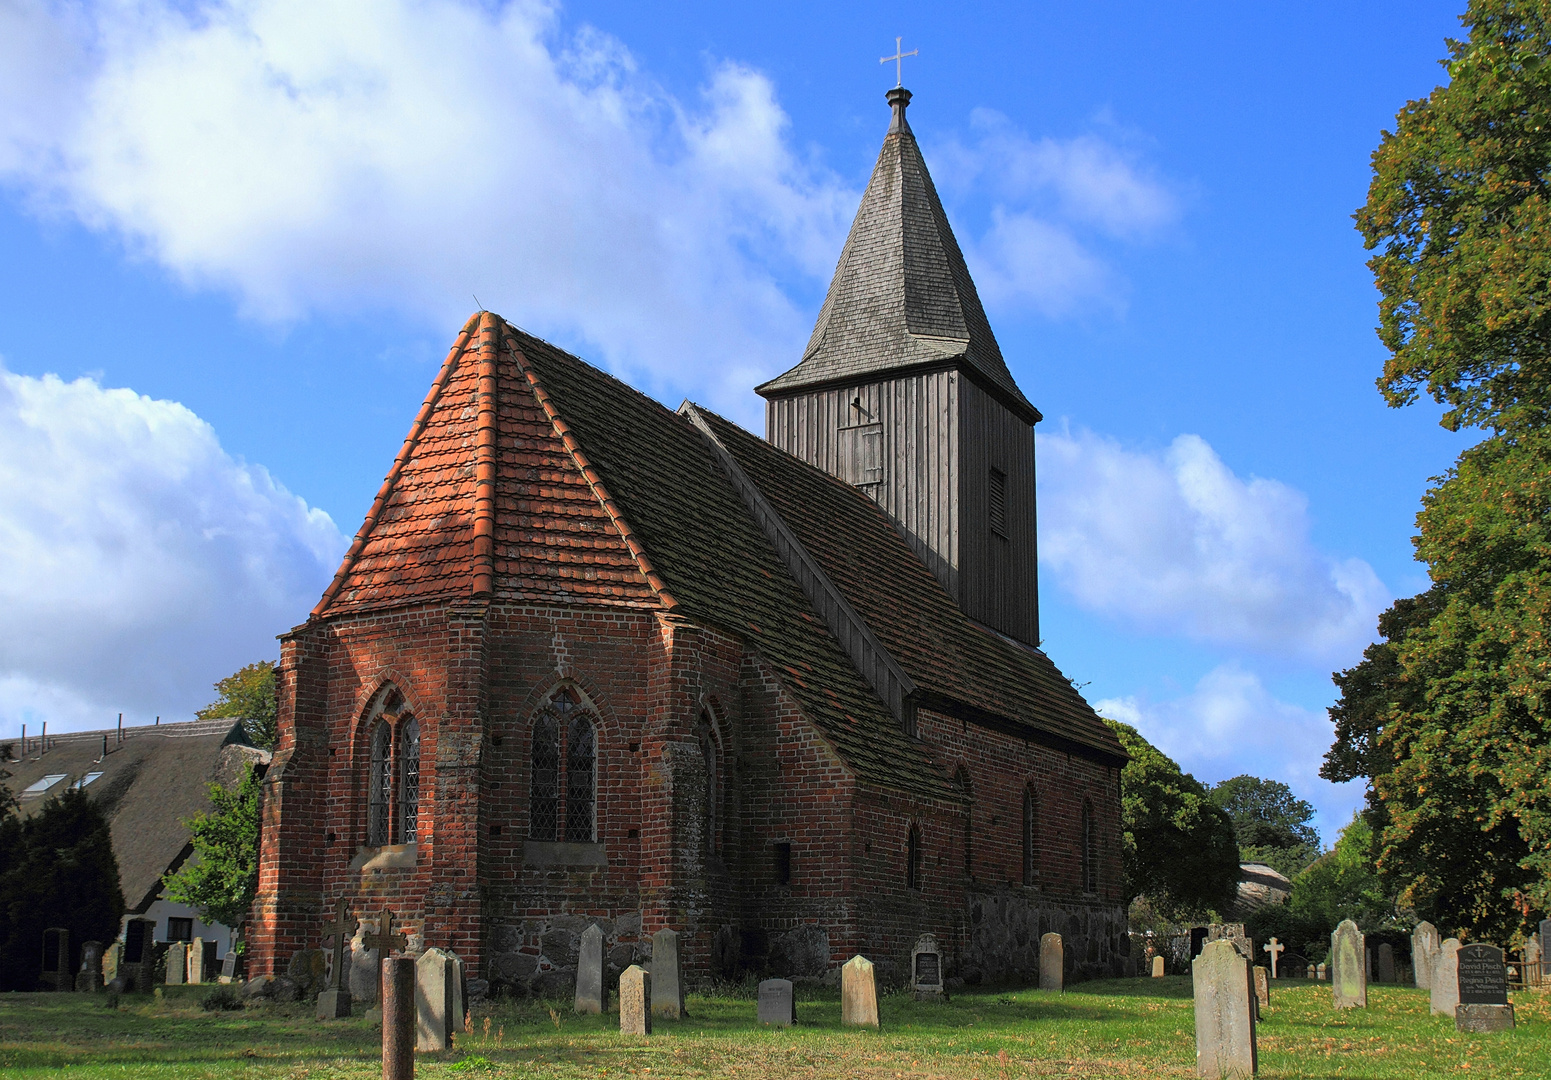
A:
[[0, 978, 1546, 1078]]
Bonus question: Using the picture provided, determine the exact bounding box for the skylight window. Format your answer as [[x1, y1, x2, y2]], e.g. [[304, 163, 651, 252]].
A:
[[73, 772, 104, 789], [23, 774, 67, 794]]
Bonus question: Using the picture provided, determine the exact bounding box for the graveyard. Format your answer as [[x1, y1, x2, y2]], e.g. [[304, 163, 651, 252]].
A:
[[0, 976, 1547, 1078]]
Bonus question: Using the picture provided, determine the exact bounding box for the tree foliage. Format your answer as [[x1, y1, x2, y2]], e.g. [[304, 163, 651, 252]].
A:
[[0, 787, 125, 991], [197, 661, 278, 750], [161, 763, 263, 933], [1104, 718, 1241, 919], [1208, 774, 1321, 878]]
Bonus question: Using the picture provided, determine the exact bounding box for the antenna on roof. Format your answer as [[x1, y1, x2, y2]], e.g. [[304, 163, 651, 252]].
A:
[[155, 715, 159, 726], [473, 294, 483, 312], [117, 712, 123, 744]]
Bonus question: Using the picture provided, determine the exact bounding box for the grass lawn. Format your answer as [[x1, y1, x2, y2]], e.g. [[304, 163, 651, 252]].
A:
[[0, 977, 1547, 1078]]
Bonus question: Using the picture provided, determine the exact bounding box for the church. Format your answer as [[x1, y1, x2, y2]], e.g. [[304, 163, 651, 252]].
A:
[[249, 87, 1130, 994]]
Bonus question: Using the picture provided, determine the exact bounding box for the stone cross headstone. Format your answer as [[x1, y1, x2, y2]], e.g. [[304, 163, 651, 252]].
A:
[[1253, 966, 1270, 1011], [188, 936, 205, 984], [363, 906, 409, 1011], [1330, 919, 1366, 1009], [757, 978, 795, 1025], [381, 956, 415, 1080], [1377, 942, 1395, 984], [911, 934, 944, 1000], [841, 955, 879, 1028], [1430, 938, 1462, 1017], [77, 941, 104, 993], [1454, 943, 1515, 1032], [318, 897, 358, 1020], [574, 924, 607, 1015], [1193, 939, 1257, 1080], [650, 927, 686, 1020], [620, 964, 651, 1035], [1413, 921, 1440, 990], [1262, 938, 1284, 979], [1039, 932, 1064, 992], [40, 927, 69, 991], [165, 942, 186, 986], [1152, 955, 1166, 978], [415, 947, 457, 1052]]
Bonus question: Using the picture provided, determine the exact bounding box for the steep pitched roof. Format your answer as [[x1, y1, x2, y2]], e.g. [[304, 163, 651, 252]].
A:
[[0, 720, 265, 913], [757, 89, 1035, 420], [693, 408, 1125, 763]]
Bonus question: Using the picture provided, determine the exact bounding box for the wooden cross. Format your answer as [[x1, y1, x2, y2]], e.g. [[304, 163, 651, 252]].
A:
[[1264, 937, 1285, 979], [321, 896, 358, 992], [880, 36, 918, 88]]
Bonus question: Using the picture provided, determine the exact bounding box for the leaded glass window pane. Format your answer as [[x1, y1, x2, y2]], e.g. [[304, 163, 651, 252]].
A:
[[368, 722, 392, 847], [529, 714, 559, 841], [565, 715, 595, 842], [399, 717, 421, 845]]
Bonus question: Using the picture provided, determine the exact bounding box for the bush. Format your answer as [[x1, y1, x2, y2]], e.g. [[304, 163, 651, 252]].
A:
[[201, 985, 243, 1011]]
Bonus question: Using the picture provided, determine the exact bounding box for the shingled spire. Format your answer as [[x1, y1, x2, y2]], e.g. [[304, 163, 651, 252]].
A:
[[757, 88, 1034, 419]]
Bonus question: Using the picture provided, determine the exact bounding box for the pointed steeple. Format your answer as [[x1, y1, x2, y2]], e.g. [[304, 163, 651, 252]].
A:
[[757, 88, 1036, 421]]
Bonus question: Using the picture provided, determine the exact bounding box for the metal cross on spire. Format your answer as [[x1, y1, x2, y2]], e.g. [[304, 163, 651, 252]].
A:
[[880, 36, 918, 88]]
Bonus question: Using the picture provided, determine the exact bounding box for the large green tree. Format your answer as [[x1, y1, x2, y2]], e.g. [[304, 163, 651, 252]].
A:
[[162, 763, 264, 935], [1104, 719, 1241, 919], [1208, 775, 1321, 878], [1341, 0, 1551, 941], [197, 661, 279, 750]]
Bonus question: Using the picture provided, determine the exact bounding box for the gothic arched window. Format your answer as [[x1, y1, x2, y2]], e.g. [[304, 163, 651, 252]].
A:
[[1081, 799, 1097, 894], [696, 714, 720, 859], [906, 824, 923, 891], [368, 721, 393, 847], [954, 767, 972, 879], [398, 717, 421, 845], [527, 687, 599, 843], [1023, 786, 1039, 887]]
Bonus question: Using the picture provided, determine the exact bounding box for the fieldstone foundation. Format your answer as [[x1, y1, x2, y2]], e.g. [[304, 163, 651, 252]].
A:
[[486, 912, 646, 998], [964, 891, 1128, 983]]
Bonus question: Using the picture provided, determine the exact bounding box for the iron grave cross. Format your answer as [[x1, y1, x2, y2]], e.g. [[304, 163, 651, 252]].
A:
[[880, 37, 918, 88], [363, 906, 409, 957], [321, 896, 359, 992]]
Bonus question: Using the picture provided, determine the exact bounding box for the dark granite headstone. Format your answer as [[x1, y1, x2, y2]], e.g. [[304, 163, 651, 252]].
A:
[[1541, 919, 1551, 978], [1457, 944, 1508, 1006], [1190, 927, 1208, 959]]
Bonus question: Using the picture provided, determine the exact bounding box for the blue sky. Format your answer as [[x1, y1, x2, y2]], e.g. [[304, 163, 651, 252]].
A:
[[0, 1, 1470, 840]]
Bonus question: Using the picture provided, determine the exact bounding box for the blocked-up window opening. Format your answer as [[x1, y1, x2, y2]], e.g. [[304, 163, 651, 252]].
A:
[[368, 723, 392, 847], [698, 715, 720, 858], [565, 714, 596, 842], [1023, 787, 1039, 887], [1082, 800, 1097, 894], [839, 422, 884, 486], [529, 714, 560, 842], [989, 467, 1008, 537], [955, 767, 973, 879], [398, 717, 421, 845], [774, 842, 792, 885]]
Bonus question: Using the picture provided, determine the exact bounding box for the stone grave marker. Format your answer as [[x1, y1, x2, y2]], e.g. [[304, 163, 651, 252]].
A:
[[1542, 919, 1551, 978], [363, 906, 410, 1018], [165, 942, 186, 986], [1193, 939, 1257, 1080], [758, 978, 795, 1025], [1190, 926, 1209, 959], [121, 918, 155, 991], [1039, 932, 1064, 993], [1152, 955, 1166, 978], [382, 956, 415, 1080], [1253, 966, 1270, 1011], [575, 923, 607, 1015], [220, 951, 237, 984], [620, 965, 651, 1035], [415, 947, 458, 1052], [650, 927, 686, 1020], [911, 934, 944, 1000], [1280, 952, 1308, 979], [102, 941, 121, 987], [40, 927, 69, 991], [77, 941, 104, 993], [1262, 938, 1284, 979], [1316, 963, 1325, 981], [1209, 924, 1255, 963], [1413, 921, 1440, 990], [841, 955, 879, 1028], [188, 937, 205, 985], [1377, 943, 1395, 984], [447, 952, 466, 1036], [1455, 943, 1515, 1032], [1331, 919, 1367, 1009], [1431, 938, 1462, 1017], [318, 897, 357, 1019]]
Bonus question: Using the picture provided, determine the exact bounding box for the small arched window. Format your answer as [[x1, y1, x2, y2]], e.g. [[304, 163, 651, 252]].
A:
[[368, 721, 393, 847], [398, 716, 421, 845], [906, 824, 923, 891], [1023, 786, 1039, 887], [697, 714, 720, 859], [1081, 799, 1097, 894], [527, 687, 600, 843]]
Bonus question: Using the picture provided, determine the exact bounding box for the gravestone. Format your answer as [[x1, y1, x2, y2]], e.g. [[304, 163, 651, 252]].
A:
[[188, 937, 205, 984], [1330, 919, 1366, 1009], [1430, 938, 1462, 1017], [1413, 921, 1440, 990], [1253, 966, 1270, 1011], [363, 906, 410, 1015], [1280, 952, 1309, 979], [757, 978, 795, 1025], [575, 923, 607, 1014], [1377, 943, 1395, 984], [841, 955, 879, 1028], [1542, 919, 1551, 978], [1316, 963, 1325, 981], [650, 928, 686, 1020], [1190, 927, 1209, 959], [1152, 955, 1166, 978], [446, 952, 466, 1036], [1262, 938, 1284, 979], [415, 947, 458, 1052], [620, 965, 651, 1035], [1455, 943, 1514, 1032], [911, 934, 944, 1000], [220, 951, 237, 984], [382, 957, 415, 1080], [1193, 939, 1257, 1080], [102, 941, 121, 987], [77, 941, 104, 993], [40, 927, 69, 991], [1039, 933, 1063, 993], [318, 896, 357, 1019], [1208, 924, 1255, 964], [165, 942, 186, 986]]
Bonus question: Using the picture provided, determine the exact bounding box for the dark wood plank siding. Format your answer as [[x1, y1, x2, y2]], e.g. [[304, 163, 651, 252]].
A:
[[957, 378, 1038, 644]]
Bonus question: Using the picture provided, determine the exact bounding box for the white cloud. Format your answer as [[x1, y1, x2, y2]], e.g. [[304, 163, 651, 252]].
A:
[[1095, 664, 1366, 844], [1039, 428, 1389, 662], [0, 363, 346, 734]]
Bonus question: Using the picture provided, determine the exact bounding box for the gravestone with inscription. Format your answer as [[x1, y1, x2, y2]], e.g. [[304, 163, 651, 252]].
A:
[[1541, 919, 1551, 978], [415, 947, 458, 1052], [1413, 922, 1440, 990], [620, 965, 651, 1035], [1331, 920, 1366, 1009], [1152, 955, 1165, 978], [220, 951, 237, 984], [841, 955, 879, 1028], [1455, 943, 1514, 1032], [911, 934, 944, 1000], [1253, 966, 1270, 1011], [1039, 933, 1064, 992], [1193, 939, 1257, 1080], [77, 941, 103, 992], [188, 937, 205, 984], [102, 941, 120, 987], [1431, 938, 1462, 1017], [165, 942, 186, 986], [1208, 923, 1255, 964], [1377, 943, 1395, 984], [758, 978, 795, 1025], [575, 924, 607, 1015], [650, 928, 686, 1020]]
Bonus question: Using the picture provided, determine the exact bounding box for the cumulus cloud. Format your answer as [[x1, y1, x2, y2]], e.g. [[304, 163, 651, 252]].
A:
[[1095, 665, 1366, 842], [1039, 428, 1389, 661], [0, 363, 346, 734]]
